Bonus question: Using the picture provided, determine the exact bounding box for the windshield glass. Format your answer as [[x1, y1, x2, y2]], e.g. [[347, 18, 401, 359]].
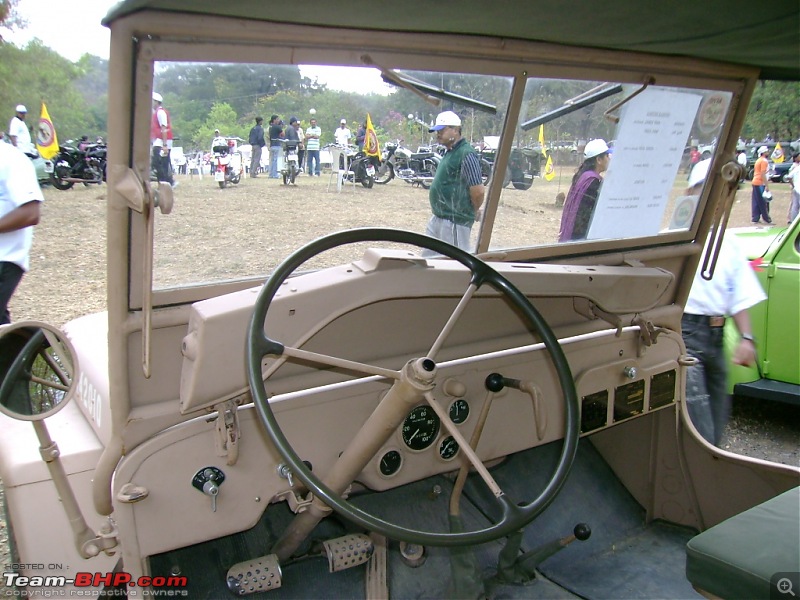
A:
[[151, 62, 730, 290]]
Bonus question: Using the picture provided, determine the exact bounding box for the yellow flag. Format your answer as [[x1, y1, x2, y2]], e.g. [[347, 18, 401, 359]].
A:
[[538, 125, 547, 157], [365, 113, 381, 158], [544, 154, 555, 181], [771, 142, 785, 163], [36, 102, 59, 159]]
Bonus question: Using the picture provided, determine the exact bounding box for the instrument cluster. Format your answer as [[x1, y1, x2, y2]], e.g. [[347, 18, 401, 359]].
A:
[[378, 398, 471, 478]]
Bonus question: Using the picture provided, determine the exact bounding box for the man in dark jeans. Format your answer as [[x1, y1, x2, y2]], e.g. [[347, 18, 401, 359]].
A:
[[268, 115, 283, 178], [0, 143, 43, 326], [248, 116, 266, 177], [682, 160, 765, 446]]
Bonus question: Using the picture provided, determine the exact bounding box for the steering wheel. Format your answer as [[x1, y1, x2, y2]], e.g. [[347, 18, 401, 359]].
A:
[[247, 228, 579, 547]]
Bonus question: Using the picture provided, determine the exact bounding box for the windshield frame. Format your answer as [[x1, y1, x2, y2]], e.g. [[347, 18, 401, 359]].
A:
[[108, 11, 758, 312]]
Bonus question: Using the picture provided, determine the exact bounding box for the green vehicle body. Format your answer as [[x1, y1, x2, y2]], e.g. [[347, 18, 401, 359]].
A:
[[725, 218, 800, 404]]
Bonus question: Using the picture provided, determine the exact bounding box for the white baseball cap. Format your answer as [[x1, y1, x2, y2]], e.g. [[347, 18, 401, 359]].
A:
[[15, 105, 27, 113], [429, 111, 461, 132], [584, 139, 610, 159], [340, 118, 347, 124], [152, 92, 163, 103], [687, 158, 711, 189], [757, 145, 769, 155]]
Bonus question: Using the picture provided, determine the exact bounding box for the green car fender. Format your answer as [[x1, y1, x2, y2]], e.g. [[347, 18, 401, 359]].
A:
[[724, 220, 800, 395]]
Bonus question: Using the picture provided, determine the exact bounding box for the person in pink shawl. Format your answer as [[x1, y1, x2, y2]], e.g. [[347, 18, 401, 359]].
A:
[[558, 139, 611, 242]]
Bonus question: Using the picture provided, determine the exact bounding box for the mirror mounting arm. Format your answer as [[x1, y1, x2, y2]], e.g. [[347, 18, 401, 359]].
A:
[[33, 421, 119, 558]]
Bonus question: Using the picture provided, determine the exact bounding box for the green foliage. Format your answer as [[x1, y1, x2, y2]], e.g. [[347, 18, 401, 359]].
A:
[[0, 40, 101, 142], [742, 81, 800, 142], [0, 36, 794, 160]]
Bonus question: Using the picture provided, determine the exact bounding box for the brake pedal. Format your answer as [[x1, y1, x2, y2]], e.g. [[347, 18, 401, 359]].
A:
[[323, 533, 374, 572], [226, 554, 282, 595]]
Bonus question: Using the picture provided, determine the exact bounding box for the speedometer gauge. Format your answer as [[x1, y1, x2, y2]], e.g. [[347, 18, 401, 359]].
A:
[[402, 406, 440, 450]]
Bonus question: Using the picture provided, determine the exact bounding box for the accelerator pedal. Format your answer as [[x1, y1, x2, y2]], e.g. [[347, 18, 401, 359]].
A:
[[226, 554, 282, 595], [323, 533, 374, 572]]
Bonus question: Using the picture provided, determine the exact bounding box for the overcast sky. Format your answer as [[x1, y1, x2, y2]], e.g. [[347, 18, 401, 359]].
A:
[[1, 0, 391, 95]]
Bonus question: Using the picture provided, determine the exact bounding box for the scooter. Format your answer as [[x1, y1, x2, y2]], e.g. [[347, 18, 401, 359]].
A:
[[279, 139, 300, 185], [212, 140, 243, 189]]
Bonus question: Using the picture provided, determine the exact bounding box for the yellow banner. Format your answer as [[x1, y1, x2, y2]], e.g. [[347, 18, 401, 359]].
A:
[[36, 102, 59, 159], [771, 143, 785, 163], [544, 154, 555, 181], [365, 113, 381, 158]]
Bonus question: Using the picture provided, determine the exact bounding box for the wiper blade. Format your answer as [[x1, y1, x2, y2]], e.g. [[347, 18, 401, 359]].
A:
[[521, 84, 623, 130]]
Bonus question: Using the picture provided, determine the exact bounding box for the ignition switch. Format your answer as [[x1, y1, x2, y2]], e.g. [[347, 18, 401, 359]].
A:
[[192, 466, 226, 512]]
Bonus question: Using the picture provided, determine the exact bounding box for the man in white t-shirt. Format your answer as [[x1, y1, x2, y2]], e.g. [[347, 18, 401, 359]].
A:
[[334, 119, 351, 147], [0, 143, 43, 324], [8, 105, 34, 154], [682, 159, 766, 446]]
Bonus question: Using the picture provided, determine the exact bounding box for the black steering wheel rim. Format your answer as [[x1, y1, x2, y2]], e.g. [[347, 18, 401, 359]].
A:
[[247, 227, 579, 547]]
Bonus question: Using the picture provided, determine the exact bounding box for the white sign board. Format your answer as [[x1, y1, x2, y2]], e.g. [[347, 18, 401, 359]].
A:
[[587, 87, 702, 239]]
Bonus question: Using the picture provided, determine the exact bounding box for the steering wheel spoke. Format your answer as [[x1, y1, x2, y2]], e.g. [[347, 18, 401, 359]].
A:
[[247, 228, 580, 548], [281, 345, 401, 380]]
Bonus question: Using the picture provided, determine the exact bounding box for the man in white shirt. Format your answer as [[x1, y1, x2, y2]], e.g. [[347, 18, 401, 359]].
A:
[[787, 152, 800, 224], [682, 159, 766, 446], [334, 119, 351, 147], [8, 105, 33, 154], [0, 142, 43, 324]]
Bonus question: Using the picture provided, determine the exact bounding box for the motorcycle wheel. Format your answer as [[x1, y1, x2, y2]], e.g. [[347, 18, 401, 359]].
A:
[[218, 180, 226, 189], [361, 175, 374, 188], [420, 162, 437, 190], [230, 172, 241, 185], [374, 163, 394, 185], [282, 172, 288, 185], [480, 159, 492, 186], [50, 162, 74, 190], [289, 164, 297, 184], [512, 177, 533, 191]]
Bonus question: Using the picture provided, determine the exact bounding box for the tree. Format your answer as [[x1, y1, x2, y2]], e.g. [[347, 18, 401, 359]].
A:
[[742, 81, 800, 142], [0, 0, 25, 36]]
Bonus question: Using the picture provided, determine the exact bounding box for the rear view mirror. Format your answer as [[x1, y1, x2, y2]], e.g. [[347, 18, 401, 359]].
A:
[[0, 322, 77, 421]]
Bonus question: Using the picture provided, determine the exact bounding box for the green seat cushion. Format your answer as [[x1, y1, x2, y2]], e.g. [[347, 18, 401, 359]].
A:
[[686, 486, 800, 599]]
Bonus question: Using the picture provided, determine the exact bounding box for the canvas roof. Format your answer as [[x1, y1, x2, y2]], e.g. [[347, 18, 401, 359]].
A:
[[103, 0, 799, 81]]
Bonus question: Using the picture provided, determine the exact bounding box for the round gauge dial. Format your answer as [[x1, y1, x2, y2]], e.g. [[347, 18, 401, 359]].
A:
[[448, 398, 470, 424], [402, 405, 440, 450], [379, 450, 402, 477], [439, 436, 459, 460]]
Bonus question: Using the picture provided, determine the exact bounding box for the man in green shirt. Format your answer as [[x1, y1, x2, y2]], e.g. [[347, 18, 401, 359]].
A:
[[425, 111, 485, 253]]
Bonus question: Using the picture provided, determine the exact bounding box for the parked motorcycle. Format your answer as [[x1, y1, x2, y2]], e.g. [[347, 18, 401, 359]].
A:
[[212, 140, 243, 188], [279, 139, 300, 185], [344, 147, 377, 188], [49, 140, 107, 190], [374, 141, 440, 188], [479, 145, 541, 190]]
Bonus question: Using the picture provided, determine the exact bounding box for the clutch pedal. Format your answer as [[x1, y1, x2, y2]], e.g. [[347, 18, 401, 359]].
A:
[[226, 554, 282, 595]]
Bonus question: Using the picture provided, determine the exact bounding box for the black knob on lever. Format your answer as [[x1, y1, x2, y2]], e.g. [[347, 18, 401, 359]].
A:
[[493, 522, 593, 585], [485, 372, 523, 392], [573, 522, 592, 542]]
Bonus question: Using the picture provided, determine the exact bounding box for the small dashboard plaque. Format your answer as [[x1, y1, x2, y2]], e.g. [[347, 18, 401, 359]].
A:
[[650, 370, 676, 409], [614, 380, 645, 422], [581, 390, 609, 433]]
